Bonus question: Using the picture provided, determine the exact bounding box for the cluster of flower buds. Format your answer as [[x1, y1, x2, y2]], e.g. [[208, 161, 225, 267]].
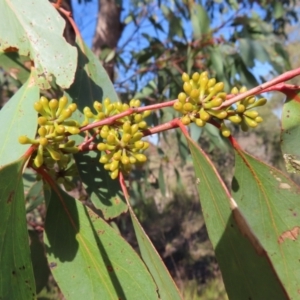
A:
[[19, 96, 79, 190], [84, 98, 151, 179], [173, 72, 266, 136]]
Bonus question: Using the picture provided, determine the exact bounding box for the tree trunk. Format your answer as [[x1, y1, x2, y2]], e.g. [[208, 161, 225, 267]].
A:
[[92, 0, 123, 82]]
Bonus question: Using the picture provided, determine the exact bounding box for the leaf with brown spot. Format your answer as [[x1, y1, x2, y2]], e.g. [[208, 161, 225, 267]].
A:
[[187, 136, 289, 299], [0, 0, 77, 89], [278, 226, 300, 244], [232, 148, 300, 298]]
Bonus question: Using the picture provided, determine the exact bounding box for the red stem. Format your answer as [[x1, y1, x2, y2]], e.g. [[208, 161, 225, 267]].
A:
[[218, 67, 300, 109], [79, 100, 176, 132], [52, 4, 82, 38]]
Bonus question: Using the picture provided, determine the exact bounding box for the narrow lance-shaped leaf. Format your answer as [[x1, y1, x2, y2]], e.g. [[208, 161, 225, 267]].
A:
[[121, 178, 183, 300], [190, 3, 210, 38], [44, 184, 158, 300], [280, 90, 300, 174], [232, 146, 300, 299], [0, 158, 36, 299], [0, 0, 77, 89], [187, 136, 288, 299], [0, 75, 39, 167]]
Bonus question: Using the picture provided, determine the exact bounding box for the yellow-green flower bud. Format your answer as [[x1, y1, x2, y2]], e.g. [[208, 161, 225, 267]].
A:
[[64, 126, 80, 135], [131, 124, 139, 135], [244, 110, 259, 119], [122, 133, 132, 143], [173, 101, 183, 111], [213, 82, 224, 93], [190, 89, 200, 99], [134, 153, 147, 162], [195, 118, 206, 127], [183, 82, 192, 95], [236, 104, 245, 113], [121, 121, 131, 133], [178, 92, 187, 103], [110, 160, 119, 171], [182, 72, 190, 82], [107, 134, 117, 145], [183, 102, 194, 112], [199, 108, 210, 121], [113, 150, 122, 161], [34, 145, 44, 168], [181, 115, 191, 125], [38, 126, 47, 137], [207, 78, 216, 88], [97, 143, 107, 151], [255, 116, 263, 123], [220, 123, 230, 137], [111, 169, 119, 180], [45, 146, 61, 160], [244, 116, 258, 128], [138, 121, 147, 129], [228, 115, 242, 124], [39, 137, 48, 146]]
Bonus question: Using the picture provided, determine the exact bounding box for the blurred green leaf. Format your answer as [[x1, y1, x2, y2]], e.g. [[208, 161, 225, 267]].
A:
[[187, 136, 288, 299], [189, 122, 202, 142], [209, 47, 231, 91], [44, 185, 158, 299], [281, 91, 300, 173], [274, 43, 291, 72], [0, 0, 77, 89], [25, 180, 44, 213], [0, 52, 30, 84], [0, 75, 39, 167], [232, 147, 300, 299], [239, 38, 269, 68], [149, 15, 165, 33], [235, 57, 258, 88], [169, 15, 184, 39], [273, 1, 284, 19], [23, 168, 37, 193], [203, 124, 229, 152], [125, 195, 183, 300], [0, 158, 36, 299], [190, 3, 210, 38]]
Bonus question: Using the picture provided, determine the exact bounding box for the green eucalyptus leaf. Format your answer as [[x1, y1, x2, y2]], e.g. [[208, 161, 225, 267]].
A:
[[124, 193, 183, 300], [232, 147, 300, 299], [190, 3, 210, 38], [281, 90, 300, 174], [44, 185, 158, 300], [187, 136, 288, 299], [0, 158, 36, 299], [0, 75, 39, 167], [0, 0, 77, 89]]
